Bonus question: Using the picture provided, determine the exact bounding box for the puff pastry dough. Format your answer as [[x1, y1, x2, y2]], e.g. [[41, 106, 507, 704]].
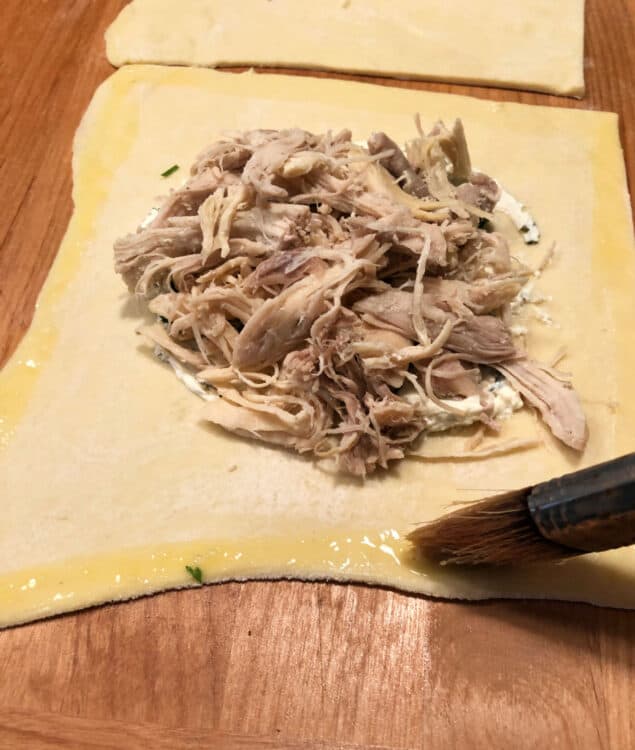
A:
[[106, 0, 586, 96], [1, 66, 634, 628]]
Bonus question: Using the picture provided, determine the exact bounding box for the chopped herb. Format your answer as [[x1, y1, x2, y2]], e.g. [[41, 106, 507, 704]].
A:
[[185, 565, 203, 584], [161, 164, 180, 178]]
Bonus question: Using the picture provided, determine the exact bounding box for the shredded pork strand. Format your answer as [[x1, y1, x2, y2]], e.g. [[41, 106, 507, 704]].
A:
[[114, 122, 588, 476]]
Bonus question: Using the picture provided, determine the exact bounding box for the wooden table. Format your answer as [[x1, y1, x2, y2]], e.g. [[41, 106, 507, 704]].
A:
[[1, 2, 634, 747]]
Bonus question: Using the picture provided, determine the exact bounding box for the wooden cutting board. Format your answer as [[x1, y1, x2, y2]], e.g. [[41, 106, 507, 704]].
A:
[[1, 1, 634, 747]]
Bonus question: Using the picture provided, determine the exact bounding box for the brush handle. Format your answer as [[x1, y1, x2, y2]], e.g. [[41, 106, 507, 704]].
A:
[[527, 453, 635, 553]]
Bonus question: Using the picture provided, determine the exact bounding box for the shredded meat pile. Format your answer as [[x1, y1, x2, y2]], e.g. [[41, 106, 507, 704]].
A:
[[114, 120, 587, 476]]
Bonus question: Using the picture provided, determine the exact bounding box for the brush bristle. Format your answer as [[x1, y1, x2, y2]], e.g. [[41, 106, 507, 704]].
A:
[[407, 489, 577, 566]]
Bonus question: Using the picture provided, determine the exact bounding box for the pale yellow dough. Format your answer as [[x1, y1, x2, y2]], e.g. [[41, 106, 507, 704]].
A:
[[105, 0, 586, 96], [1, 66, 634, 628]]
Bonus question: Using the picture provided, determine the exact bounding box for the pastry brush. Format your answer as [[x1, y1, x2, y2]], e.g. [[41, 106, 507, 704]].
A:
[[408, 453, 635, 566]]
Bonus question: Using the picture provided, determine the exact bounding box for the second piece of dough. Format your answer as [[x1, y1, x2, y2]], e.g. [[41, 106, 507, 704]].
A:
[[106, 0, 585, 96]]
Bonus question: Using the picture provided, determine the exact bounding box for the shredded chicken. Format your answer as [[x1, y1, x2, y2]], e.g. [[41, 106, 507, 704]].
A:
[[495, 360, 588, 450], [114, 122, 588, 476]]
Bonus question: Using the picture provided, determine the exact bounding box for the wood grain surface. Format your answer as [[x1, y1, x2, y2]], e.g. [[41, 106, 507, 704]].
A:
[[1, 1, 634, 748]]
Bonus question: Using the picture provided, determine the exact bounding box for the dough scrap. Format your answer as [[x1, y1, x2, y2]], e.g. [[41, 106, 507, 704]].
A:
[[105, 0, 586, 96], [1, 65, 634, 628]]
